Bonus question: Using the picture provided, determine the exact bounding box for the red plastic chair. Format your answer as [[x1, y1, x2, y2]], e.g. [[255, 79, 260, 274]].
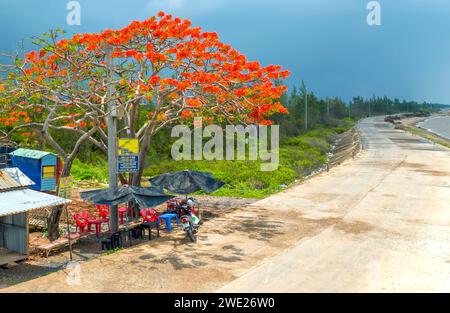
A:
[[140, 208, 158, 222], [81, 211, 104, 237], [166, 200, 176, 211], [96, 204, 110, 232], [96, 204, 110, 219], [80, 211, 93, 232], [119, 207, 132, 225], [72, 213, 89, 233]]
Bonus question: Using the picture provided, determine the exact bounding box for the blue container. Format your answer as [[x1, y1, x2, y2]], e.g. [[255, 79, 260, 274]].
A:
[[9, 148, 58, 191]]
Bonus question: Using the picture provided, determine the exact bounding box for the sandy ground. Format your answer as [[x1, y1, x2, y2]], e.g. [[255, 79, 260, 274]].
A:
[[0, 196, 256, 289], [2, 117, 450, 292]]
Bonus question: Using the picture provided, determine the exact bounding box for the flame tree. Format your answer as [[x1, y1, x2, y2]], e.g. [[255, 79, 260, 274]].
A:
[[0, 12, 289, 186]]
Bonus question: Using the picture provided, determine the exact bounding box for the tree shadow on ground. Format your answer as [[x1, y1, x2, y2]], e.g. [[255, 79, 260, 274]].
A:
[[207, 211, 285, 242], [0, 263, 61, 289]]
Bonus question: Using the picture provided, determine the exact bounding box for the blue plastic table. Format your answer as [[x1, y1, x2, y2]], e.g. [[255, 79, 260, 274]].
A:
[[158, 213, 179, 232]]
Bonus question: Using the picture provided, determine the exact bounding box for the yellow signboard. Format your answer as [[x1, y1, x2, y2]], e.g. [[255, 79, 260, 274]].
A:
[[118, 138, 139, 155]]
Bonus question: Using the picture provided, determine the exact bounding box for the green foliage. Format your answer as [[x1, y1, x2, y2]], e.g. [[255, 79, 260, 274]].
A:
[[104, 247, 123, 255], [143, 126, 349, 198], [71, 158, 108, 183], [348, 95, 440, 117], [66, 105, 354, 197], [277, 82, 441, 138]]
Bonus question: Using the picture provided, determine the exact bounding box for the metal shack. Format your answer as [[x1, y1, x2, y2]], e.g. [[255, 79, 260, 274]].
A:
[[0, 141, 17, 169], [0, 167, 70, 266], [9, 148, 59, 191]]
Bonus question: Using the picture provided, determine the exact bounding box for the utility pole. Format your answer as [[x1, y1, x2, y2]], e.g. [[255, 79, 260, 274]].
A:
[[305, 91, 308, 130], [327, 100, 330, 120], [301, 81, 308, 131], [106, 44, 119, 233]]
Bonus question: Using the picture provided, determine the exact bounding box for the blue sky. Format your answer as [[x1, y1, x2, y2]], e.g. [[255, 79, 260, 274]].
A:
[[1, 0, 449, 103]]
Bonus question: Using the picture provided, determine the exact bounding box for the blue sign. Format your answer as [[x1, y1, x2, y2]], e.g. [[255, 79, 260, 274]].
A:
[[118, 155, 139, 173]]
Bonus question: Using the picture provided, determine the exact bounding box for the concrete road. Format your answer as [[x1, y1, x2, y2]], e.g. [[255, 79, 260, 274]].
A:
[[218, 117, 450, 292]]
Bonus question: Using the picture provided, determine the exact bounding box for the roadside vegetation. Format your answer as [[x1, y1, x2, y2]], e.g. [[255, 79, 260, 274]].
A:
[[45, 85, 446, 198], [70, 122, 353, 198]]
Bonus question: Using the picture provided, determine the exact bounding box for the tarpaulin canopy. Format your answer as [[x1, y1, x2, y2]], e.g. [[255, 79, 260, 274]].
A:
[[79, 185, 174, 208], [150, 170, 225, 195]]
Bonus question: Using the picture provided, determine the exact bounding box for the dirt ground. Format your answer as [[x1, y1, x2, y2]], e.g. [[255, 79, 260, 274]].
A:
[[0, 183, 341, 292], [0, 194, 256, 289], [1, 201, 339, 292]]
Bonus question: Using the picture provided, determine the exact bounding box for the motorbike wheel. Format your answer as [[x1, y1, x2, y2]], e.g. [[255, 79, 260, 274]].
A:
[[187, 229, 197, 243]]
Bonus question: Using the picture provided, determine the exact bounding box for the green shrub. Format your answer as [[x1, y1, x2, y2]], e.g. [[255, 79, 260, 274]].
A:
[[71, 159, 108, 183], [70, 123, 354, 198], [141, 125, 352, 198]]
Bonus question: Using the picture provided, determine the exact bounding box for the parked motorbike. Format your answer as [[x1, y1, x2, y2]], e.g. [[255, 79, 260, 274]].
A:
[[180, 198, 200, 243]]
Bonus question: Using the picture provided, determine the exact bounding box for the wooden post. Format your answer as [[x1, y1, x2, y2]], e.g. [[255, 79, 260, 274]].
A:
[[64, 204, 73, 261]]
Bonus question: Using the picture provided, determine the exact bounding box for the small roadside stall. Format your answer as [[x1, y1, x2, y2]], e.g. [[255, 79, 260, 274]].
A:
[[79, 185, 174, 249], [0, 167, 70, 266], [9, 148, 61, 192]]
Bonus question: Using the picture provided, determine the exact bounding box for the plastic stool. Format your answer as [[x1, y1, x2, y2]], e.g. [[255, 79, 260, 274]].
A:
[[101, 238, 113, 251], [141, 221, 160, 240], [158, 213, 179, 232], [131, 227, 143, 239]]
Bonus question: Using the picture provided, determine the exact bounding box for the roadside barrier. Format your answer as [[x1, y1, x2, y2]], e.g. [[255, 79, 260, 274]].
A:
[[327, 127, 362, 170]]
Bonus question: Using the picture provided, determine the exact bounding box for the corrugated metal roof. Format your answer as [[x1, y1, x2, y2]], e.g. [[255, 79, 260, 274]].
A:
[[0, 167, 35, 191], [0, 141, 17, 149], [9, 148, 55, 159], [0, 189, 71, 218]]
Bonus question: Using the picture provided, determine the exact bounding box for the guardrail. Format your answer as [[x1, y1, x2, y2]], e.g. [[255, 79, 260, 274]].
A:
[[326, 127, 362, 171]]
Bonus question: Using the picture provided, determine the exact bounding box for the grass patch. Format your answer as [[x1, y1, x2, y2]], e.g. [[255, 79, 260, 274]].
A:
[[71, 158, 109, 183]]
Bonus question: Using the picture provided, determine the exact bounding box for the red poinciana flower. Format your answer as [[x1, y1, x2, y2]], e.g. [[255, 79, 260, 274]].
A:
[[0, 11, 290, 187]]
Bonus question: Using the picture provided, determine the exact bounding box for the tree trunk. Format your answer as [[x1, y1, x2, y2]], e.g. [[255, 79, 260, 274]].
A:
[[130, 133, 153, 186], [47, 157, 73, 240], [61, 157, 73, 176], [119, 173, 128, 185], [36, 129, 46, 150], [47, 205, 63, 241]]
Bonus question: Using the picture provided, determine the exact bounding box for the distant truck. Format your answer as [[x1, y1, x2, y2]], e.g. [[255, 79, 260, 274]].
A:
[[384, 115, 401, 124], [384, 112, 431, 124]]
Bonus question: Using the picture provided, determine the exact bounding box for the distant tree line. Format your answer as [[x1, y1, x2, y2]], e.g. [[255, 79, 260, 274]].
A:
[[276, 81, 445, 137]]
